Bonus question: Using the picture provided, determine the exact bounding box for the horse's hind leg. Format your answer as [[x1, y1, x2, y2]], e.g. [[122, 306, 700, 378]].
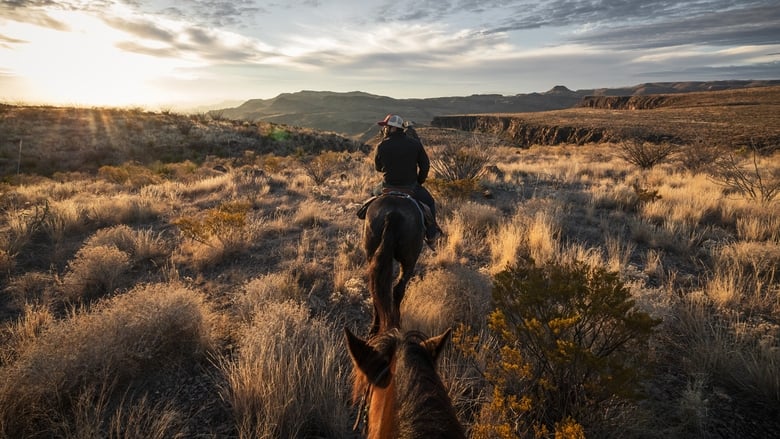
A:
[[392, 259, 417, 327]]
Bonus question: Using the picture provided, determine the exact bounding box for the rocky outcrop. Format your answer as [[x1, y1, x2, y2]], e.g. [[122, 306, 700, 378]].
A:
[[579, 95, 678, 110], [431, 116, 612, 146], [579, 95, 680, 110], [430, 115, 683, 147]]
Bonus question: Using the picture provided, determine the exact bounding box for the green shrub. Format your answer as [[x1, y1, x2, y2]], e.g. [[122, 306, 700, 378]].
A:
[[471, 257, 660, 438], [98, 163, 161, 188], [173, 201, 251, 244]]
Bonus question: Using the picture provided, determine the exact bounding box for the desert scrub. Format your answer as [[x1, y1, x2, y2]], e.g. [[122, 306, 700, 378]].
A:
[[173, 201, 260, 270], [431, 142, 491, 182], [470, 257, 660, 438], [708, 146, 780, 205], [85, 225, 170, 266], [0, 282, 217, 438], [618, 137, 678, 169], [426, 141, 493, 199], [59, 244, 131, 304], [219, 301, 351, 438], [298, 150, 348, 185], [98, 163, 162, 188], [402, 265, 493, 335]]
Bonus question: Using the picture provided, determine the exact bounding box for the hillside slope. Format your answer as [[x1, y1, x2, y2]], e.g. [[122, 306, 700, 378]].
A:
[[0, 106, 364, 178], [213, 80, 780, 141]]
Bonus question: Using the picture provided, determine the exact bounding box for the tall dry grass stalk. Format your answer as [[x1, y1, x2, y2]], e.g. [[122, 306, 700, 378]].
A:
[[39, 377, 186, 439], [332, 235, 363, 294], [234, 272, 304, 322], [0, 303, 54, 366], [487, 216, 525, 275], [526, 210, 561, 265], [219, 301, 351, 438], [555, 241, 604, 271], [709, 241, 780, 310], [605, 234, 637, 273], [736, 213, 780, 242], [639, 175, 725, 228], [675, 298, 780, 414], [2, 205, 47, 257]]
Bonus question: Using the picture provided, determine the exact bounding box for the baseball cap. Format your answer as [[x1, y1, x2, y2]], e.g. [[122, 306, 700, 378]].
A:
[[377, 114, 404, 128]]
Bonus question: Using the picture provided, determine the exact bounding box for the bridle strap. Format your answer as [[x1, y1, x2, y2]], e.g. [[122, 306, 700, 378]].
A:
[[353, 363, 392, 434]]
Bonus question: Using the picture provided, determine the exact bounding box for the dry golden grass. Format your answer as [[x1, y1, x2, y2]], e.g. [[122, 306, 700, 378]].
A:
[[0, 102, 778, 437], [0, 282, 217, 437], [60, 245, 131, 304], [233, 272, 305, 321], [219, 301, 351, 439], [402, 266, 492, 336], [486, 215, 526, 275]]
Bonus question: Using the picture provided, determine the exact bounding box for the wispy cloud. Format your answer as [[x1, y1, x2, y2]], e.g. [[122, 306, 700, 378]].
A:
[[101, 13, 278, 63], [385, 0, 780, 50], [0, 32, 27, 44], [152, 0, 267, 28], [569, 4, 780, 49], [0, 0, 71, 30]]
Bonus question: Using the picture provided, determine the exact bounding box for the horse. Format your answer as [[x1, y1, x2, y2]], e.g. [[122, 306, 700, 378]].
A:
[[344, 327, 465, 439], [363, 192, 425, 335]]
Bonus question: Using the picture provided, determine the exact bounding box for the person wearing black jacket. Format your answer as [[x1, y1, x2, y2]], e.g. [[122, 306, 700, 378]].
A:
[[375, 114, 442, 248]]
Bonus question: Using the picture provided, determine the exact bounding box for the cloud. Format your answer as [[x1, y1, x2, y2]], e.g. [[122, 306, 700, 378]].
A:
[[101, 13, 279, 63], [101, 15, 176, 42], [642, 61, 780, 80], [439, 0, 780, 52], [283, 21, 512, 72], [569, 4, 780, 49], [0, 0, 70, 30], [151, 1, 270, 28], [0, 32, 27, 44]]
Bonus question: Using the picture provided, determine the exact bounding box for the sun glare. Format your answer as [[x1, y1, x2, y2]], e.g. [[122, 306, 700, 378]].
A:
[[1, 9, 197, 107]]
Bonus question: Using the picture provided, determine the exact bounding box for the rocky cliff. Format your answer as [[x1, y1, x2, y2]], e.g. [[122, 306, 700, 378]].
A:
[[431, 85, 780, 149], [430, 115, 670, 146], [578, 95, 678, 110]]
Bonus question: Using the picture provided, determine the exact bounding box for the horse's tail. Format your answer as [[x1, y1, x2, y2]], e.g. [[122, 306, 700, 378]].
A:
[[369, 210, 400, 330]]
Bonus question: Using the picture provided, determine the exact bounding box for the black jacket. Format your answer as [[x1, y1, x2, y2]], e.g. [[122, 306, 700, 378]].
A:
[[374, 131, 430, 187]]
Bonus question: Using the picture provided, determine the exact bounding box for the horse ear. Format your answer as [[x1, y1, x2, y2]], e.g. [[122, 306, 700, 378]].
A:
[[422, 327, 452, 362], [344, 327, 390, 384]]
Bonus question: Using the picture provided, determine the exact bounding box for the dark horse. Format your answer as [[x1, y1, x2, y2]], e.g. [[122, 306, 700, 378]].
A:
[[345, 327, 465, 439], [363, 193, 424, 335]]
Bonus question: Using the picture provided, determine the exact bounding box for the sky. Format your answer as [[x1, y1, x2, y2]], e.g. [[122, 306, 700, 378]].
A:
[[1, 0, 779, 110]]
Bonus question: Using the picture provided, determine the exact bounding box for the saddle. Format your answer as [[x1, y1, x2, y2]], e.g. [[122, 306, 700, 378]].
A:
[[356, 191, 433, 229]]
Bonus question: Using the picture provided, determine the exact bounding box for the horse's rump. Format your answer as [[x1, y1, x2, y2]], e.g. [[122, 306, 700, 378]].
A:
[[363, 194, 424, 334]]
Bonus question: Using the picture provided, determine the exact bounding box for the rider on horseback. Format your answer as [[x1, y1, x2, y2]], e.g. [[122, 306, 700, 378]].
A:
[[374, 114, 443, 249]]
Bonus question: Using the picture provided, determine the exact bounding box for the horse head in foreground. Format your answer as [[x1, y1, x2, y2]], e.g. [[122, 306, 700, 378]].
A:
[[363, 193, 425, 334], [345, 327, 465, 439]]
